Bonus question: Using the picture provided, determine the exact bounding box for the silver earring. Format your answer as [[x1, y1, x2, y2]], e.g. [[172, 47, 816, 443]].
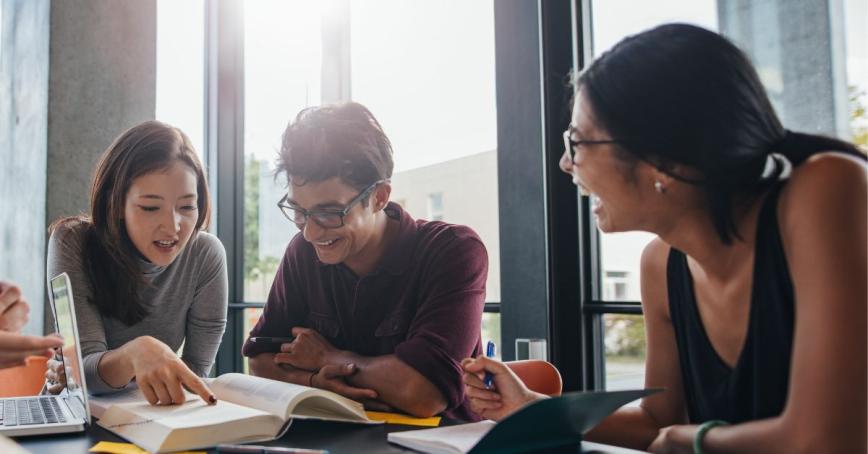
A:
[[654, 181, 666, 193]]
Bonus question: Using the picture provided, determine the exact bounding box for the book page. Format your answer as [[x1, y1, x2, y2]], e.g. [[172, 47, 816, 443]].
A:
[[89, 387, 150, 419], [387, 420, 496, 454], [210, 373, 311, 418], [100, 395, 274, 429], [290, 394, 373, 423], [211, 373, 372, 423]]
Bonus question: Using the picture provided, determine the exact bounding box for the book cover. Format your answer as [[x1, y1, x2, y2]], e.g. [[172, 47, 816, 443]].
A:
[[388, 388, 662, 454]]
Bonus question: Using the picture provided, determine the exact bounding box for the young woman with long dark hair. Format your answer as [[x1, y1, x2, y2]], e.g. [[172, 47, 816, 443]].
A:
[[463, 24, 866, 453], [47, 121, 227, 406]]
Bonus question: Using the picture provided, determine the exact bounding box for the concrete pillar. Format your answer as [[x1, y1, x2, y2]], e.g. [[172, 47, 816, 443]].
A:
[[719, 0, 850, 139], [0, 0, 156, 334], [46, 0, 157, 230], [0, 0, 50, 336]]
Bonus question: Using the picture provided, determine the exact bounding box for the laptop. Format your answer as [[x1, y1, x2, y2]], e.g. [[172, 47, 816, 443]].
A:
[[0, 272, 90, 436]]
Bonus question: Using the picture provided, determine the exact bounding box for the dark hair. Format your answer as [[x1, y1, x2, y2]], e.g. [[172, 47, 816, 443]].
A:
[[277, 102, 394, 198], [51, 121, 211, 325], [577, 23, 865, 243]]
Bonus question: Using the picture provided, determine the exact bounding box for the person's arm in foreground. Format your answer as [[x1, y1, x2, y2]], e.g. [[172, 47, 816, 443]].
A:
[[0, 281, 62, 369], [649, 155, 867, 453]]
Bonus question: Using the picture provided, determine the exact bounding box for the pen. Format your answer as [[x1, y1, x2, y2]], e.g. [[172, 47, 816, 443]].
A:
[[216, 444, 329, 454], [484, 340, 496, 389]]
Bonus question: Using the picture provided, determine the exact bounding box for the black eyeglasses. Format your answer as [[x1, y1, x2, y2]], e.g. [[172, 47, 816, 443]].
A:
[[562, 130, 620, 163], [277, 180, 388, 229]]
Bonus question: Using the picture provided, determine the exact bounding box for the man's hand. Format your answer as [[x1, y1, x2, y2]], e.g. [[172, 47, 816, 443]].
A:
[[273, 327, 339, 371], [0, 281, 30, 332], [311, 363, 379, 402]]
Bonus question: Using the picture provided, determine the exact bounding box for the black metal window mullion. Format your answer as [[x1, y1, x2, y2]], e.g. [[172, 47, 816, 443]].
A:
[[207, 0, 246, 376], [572, 0, 627, 391], [540, 0, 583, 393]]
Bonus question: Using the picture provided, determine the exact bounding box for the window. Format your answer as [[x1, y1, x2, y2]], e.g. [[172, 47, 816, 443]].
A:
[[242, 1, 320, 302], [427, 192, 444, 221], [349, 0, 501, 349], [481, 312, 502, 361], [242, 307, 263, 374], [844, 0, 868, 151], [603, 271, 631, 301], [351, 0, 500, 301], [585, 0, 866, 390], [603, 314, 645, 396], [156, 0, 205, 158]]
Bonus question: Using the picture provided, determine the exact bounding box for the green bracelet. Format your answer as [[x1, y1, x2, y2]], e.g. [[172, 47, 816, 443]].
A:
[[693, 420, 728, 454]]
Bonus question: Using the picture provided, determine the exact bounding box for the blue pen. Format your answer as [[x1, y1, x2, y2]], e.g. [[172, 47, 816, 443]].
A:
[[484, 341, 496, 389]]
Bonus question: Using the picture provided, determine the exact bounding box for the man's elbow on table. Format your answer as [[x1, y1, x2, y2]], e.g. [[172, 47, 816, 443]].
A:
[[393, 381, 448, 418]]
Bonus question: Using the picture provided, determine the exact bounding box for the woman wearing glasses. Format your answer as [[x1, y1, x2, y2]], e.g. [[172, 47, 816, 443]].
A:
[[46, 121, 226, 407], [463, 23, 866, 452], [244, 102, 489, 420]]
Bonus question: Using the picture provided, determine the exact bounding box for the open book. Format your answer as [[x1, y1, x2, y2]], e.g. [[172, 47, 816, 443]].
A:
[[89, 373, 379, 453], [388, 388, 661, 454]]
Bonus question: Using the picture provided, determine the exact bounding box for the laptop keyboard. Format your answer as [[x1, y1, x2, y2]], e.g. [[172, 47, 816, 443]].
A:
[[0, 397, 67, 426]]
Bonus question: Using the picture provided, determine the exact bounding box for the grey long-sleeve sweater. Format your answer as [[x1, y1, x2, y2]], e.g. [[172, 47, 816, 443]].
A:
[[47, 222, 228, 394]]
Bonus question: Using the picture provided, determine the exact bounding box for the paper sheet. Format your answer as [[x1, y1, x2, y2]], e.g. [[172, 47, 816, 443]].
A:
[[89, 441, 207, 454]]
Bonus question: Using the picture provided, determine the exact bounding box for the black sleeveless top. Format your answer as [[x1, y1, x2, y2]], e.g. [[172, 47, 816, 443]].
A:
[[667, 184, 795, 424]]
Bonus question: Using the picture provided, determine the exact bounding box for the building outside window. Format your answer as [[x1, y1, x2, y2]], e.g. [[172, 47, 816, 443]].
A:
[[156, 0, 205, 159]]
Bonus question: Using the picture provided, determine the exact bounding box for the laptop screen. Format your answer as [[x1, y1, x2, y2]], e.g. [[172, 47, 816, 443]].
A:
[[49, 273, 91, 422]]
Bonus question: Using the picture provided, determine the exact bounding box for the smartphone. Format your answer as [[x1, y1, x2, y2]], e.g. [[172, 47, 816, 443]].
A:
[[249, 336, 295, 352]]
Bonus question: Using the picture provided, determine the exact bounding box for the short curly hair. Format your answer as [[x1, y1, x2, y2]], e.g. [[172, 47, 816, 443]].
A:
[[277, 102, 394, 193]]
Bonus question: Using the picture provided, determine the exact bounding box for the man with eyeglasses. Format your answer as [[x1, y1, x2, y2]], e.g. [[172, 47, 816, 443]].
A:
[[242, 102, 488, 420]]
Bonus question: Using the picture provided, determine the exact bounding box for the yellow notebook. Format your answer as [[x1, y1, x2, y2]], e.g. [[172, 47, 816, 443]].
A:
[[89, 441, 205, 454], [366, 411, 441, 427]]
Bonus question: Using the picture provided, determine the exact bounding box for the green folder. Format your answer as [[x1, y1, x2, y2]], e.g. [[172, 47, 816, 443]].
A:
[[468, 388, 662, 454]]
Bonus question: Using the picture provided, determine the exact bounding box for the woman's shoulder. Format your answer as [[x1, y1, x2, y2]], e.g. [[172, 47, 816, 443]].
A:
[[640, 236, 671, 276], [48, 217, 90, 250], [640, 237, 672, 318], [779, 152, 866, 223], [787, 151, 865, 185], [186, 230, 227, 264]]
